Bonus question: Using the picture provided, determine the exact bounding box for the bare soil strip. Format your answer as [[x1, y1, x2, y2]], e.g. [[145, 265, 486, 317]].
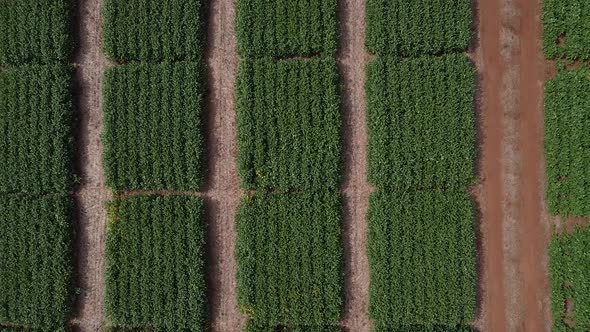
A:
[[337, 0, 374, 331], [499, 0, 523, 329], [516, 0, 551, 330], [474, 0, 508, 330], [204, 0, 244, 330], [71, 0, 111, 330]]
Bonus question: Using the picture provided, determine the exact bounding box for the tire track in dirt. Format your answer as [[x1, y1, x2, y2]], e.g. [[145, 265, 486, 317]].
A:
[[515, 0, 551, 330], [474, 0, 508, 330], [337, 0, 374, 331], [204, 0, 244, 330], [71, 0, 111, 330]]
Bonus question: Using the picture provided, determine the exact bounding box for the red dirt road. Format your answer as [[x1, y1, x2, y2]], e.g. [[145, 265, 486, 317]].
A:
[[516, 0, 551, 330], [475, 0, 508, 330]]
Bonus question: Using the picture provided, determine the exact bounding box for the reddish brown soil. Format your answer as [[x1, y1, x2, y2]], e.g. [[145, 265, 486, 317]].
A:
[[474, 0, 508, 330], [561, 217, 590, 234], [544, 60, 590, 81], [71, 0, 111, 330], [204, 0, 244, 330], [516, 0, 551, 330], [337, 0, 374, 331], [500, 0, 524, 327]]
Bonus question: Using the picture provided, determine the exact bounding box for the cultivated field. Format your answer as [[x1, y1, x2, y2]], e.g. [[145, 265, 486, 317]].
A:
[[0, 0, 588, 331], [543, 1, 590, 329]]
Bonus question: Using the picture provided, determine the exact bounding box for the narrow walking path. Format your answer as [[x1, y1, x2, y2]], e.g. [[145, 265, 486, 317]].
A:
[[71, 0, 111, 330], [474, 0, 508, 330], [337, 0, 374, 331], [204, 0, 243, 330]]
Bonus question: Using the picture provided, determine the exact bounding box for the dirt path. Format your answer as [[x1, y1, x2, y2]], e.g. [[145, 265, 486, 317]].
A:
[[516, 0, 551, 330], [474, 0, 508, 330], [71, 0, 110, 330], [204, 0, 243, 330], [337, 0, 374, 331], [499, 0, 523, 329]]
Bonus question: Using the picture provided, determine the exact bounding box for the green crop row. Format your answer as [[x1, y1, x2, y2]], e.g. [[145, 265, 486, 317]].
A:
[[367, 55, 476, 191], [549, 226, 590, 331], [544, 67, 590, 217], [236, 12, 343, 327], [103, 63, 206, 192], [103, 0, 207, 62], [366, 0, 472, 57], [374, 325, 477, 332], [1, 1, 75, 329], [0, 195, 73, 330], [0, 65, 74, 195], [236, 58, 341, 192], [542, 0, 590, 60], [105, 195, 207, 330], [0, 0, 72, 66], [236, 192, 343, 329], [368, 190, 477, 328], [236, 0, 337, 58], [366, 14, 477, 329]]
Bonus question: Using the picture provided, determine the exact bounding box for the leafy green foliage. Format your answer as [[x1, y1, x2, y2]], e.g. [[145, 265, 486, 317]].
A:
[[542, 0, 590, 60], [103, 63, 206, 191], [236, 192, 343, 328], [367, 55, 476, 191], [0, 0, 72, 65], [374, 325, 477, 332], [0, 65, 74, 195], [236, 0, 337, 58], [549, 226, 590, 331], [103, 0, 207, 62], [366, 0, 472, 56], [237, 59, 341, 191], [544, 67, 590, 217], [368, 190, 477, 327], [105, 195, 207, 331], [0, 195, 73, 330]]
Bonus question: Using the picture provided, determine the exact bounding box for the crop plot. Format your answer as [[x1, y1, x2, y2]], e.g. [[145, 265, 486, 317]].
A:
[[368, 190, 477, 329], [236, 59, 341, 191], [103, 63, 206, 191], [236, 192, 343, 329], [543, 0, 590, 60], [374, 326, 477, 332], [105, 195, 207, 330], [0, 194, 73, 330], [544, 67, 590, 217], [236, 0, 337, 58], [366, 0, 472, 57], [0, 65, 74, 195], [367, 55, 476, 191], [549, 225, 590, 331], [0, 0, 72, 65], [103, 0, 207, 62], [246, 325, 342, 332]]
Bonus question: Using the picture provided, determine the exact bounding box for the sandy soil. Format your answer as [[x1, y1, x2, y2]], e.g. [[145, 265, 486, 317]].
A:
[[515, 0, 552, 330], [204, 0, 244, 330], [70, 0, 111, 330], [499, 0, 523, 329], [473, 0, 508, 330], [337, 1, 374, 331]]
